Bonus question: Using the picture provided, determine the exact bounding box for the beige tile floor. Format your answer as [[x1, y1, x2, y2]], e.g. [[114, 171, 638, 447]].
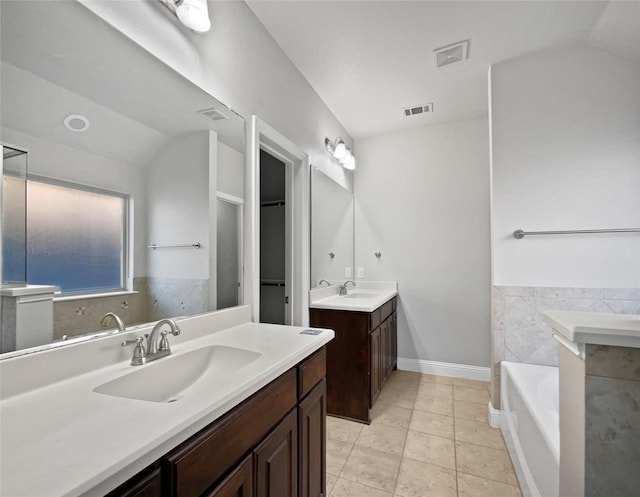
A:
[[326, 370, 522, 497]]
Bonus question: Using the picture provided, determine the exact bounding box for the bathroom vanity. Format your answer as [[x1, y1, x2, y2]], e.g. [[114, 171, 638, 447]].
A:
[[0, 306, 334, 497], [309, 282, 398, 423], [544, 310, 640, 497]]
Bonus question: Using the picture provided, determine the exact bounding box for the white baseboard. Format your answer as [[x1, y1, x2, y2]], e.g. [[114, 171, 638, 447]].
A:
[[397, 357, 491, 382], [488, 401, 501, 428]]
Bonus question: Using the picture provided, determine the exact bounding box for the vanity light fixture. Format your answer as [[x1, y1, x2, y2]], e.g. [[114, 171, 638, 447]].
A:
[[160, 0, 211, 34], [324, 137, 356, 170]]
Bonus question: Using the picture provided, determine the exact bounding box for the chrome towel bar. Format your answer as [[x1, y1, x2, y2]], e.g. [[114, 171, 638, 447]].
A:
[[148, 242, 201, 249], [513, 228, 640, 239]]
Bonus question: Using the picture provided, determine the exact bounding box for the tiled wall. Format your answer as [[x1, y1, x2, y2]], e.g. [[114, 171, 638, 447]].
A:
[[53, 277, 209, 340], [491, 286, 640, 408], [584, 344, 640, 496]]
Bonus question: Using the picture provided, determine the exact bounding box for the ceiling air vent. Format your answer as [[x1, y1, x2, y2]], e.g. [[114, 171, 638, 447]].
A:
[[197, 107, 229, 121], [403, 102, 433, 117], [433, 39, 470, 68]]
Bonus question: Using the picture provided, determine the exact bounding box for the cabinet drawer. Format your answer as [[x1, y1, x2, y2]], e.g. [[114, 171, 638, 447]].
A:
[[370, 308, 381, 330], [298, 347, 326, 399], [380, 300, 394, 322], [105, 467, 161, 497], [164, 370, 297, 497]]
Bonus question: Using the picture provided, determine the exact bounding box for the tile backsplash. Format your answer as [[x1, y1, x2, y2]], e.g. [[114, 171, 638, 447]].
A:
[[491, 286, 640, 408], [53, 277, 209, 340]]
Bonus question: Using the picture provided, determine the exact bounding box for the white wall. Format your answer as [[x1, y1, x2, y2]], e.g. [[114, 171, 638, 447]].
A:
[[491, 44, 640, 287], [355, 117, 491, 367], [218, 142, 243, 199], [146, 131, 211, 280]]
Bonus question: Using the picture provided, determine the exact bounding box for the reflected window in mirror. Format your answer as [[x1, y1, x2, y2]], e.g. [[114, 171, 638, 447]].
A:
[[26, 177, 128, 295]]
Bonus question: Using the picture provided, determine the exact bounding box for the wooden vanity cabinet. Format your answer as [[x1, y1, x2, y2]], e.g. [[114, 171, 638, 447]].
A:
[[310, 297, 397, 423], [204, 456, 252, 497], [105, 347, 326, 497]]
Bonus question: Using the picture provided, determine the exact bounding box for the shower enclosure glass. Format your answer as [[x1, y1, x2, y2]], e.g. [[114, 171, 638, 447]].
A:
[[2, 145, 27, 284]]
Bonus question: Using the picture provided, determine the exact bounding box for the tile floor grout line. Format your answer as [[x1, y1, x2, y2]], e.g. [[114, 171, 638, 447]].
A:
[[456, 469, 522, 490], [452, 387, 460, 497]]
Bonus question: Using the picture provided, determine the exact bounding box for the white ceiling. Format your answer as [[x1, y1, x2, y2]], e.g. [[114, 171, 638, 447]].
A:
[[1, 1, 245, 166], [247, 1, 640, 139]]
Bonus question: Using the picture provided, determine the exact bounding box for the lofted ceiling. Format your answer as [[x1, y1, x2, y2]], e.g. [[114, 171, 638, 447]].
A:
[[247, 1, 640, 139]]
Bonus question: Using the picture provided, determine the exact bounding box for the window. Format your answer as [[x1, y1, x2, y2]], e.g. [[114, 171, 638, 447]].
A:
[[26, 177, 128, 294]]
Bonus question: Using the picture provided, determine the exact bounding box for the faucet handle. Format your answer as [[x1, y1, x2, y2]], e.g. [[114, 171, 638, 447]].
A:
[[122, 336, 146, 366], [158, 330, 172, 352]]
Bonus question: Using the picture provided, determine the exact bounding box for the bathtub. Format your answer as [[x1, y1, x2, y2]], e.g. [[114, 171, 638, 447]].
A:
[[500, 362, 559, 497]]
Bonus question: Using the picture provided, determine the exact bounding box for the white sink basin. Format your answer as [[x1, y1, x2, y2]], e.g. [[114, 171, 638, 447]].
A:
[[343, 293, 379, 299], [93, 345, 262, 403]]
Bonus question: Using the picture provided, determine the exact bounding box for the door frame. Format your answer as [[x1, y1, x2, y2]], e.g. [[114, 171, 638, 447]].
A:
[[216, 191, 244, 307], [248, 116, 309, 326]]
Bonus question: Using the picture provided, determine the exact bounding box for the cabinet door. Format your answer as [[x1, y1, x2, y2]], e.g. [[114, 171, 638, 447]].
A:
[[255, 409, 298, 497], [299, 379, 326, 497], [370, 326, 381, 404], [205, 455, 253, 497], [390, 310, 398, 371], [380, 318, 389, 384]]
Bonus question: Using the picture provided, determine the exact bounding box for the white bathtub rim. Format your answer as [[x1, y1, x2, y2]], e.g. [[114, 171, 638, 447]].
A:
[[501, 361, 560, 463]]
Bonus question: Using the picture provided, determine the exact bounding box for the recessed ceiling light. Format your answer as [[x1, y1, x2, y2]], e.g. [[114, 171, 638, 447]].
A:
[[63, 114, 90, 132]]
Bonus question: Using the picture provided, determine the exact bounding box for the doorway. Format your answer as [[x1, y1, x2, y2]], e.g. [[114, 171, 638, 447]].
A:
[[259, 150, 290, 324], [216, 194, 243, 310], [249, 117, 310, 326]]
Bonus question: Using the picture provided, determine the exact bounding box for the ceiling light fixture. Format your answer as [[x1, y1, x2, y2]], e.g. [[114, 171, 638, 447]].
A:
[[325, 137, 356, 170], [160, 0, 211, 34], [63, 114, 90, 132]]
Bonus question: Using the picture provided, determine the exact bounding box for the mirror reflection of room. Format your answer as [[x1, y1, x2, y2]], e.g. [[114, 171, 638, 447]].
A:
[[310, 166, 354, 288], [0, 1, 245, 353]]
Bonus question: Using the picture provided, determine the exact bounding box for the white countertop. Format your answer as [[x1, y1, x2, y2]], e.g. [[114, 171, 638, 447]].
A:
[[0, 307, 333, 497], [309, 281, 398, 312], [544, 310, 640, 358]]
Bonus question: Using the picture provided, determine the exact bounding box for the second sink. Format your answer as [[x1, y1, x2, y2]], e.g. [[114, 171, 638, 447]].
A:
[[93, 345, 262, 403]]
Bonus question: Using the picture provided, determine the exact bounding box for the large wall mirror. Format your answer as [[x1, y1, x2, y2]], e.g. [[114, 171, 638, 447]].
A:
[[0, 1, 245, 354], [310, 167, 354, 287]]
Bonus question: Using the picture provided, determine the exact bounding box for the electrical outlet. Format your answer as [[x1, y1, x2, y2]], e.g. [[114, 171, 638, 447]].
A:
[[357, 267, 364, 278], [345, 267, 352, 278]]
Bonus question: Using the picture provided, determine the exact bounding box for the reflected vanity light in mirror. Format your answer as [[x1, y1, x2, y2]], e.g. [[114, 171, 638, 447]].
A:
[[0, 0, 245, 356], [324, 137, 356, 170], [160, 0, 211, 34]]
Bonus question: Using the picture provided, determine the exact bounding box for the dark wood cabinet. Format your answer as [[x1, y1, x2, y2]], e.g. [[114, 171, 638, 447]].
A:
[[370, 325, 381, 404], [105, 347, 327, 497], [298, 379, 326, 497], [105, 467, 162, 497], [255, 410, 298, 497], [310, 297, 397, 423], [204, 456, 253, 497]]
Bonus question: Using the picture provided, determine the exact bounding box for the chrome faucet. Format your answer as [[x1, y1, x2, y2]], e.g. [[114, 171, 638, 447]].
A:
[[339, 280, 356, 296], [318, 279, 331, 287], [100, 312, 126, 332], [147, 318, 181, 355], [121, 318, 181, 366]]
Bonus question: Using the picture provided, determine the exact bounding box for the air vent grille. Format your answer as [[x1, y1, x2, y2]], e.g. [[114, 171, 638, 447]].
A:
[[403, 102, 433, 117], [197, 108, 229, 121], [433, 39, 470, 68]]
